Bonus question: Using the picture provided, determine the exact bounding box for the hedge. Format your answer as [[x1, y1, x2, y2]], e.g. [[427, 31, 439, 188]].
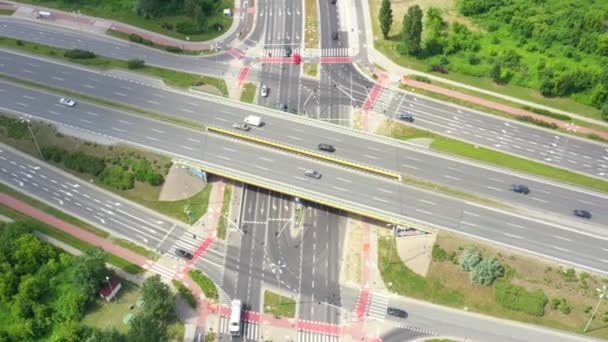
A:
[[171, 280, 197, 309]]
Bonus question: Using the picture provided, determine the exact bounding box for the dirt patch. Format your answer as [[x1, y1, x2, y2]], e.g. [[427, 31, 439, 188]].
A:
[[395, 232, 436, 276], [341, 218, 363, 285], [159, 164, 206, 201], [407, 137, 433, 148]]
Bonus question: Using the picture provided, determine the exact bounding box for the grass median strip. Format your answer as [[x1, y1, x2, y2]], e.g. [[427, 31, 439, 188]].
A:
[[189, 269, 219, 302], [379, 121, 608, 193], [241, 83, 256, 104], [0, 74, 205, 131], [263, 290, 296, 318], [304, 0, 319, 48], [216, 184, 232, 240], [0, 36, 228, 95], [207, 126, 401, 180], [303, 63, 318, 77]]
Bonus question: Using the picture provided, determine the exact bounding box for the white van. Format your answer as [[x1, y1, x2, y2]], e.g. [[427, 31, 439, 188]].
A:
[[229, 299, 242, 336], [244, 115, 262, 127]]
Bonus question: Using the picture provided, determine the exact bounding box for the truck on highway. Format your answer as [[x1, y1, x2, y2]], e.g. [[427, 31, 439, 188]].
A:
[[229, 299, 242, 336], [244, 115, 262, 127]]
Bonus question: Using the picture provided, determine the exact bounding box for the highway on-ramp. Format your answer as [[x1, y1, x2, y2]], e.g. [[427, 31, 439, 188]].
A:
[[1, 80, 608, 274]]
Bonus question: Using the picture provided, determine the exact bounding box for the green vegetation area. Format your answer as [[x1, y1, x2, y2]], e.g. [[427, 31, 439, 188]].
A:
[[0, 222, 184, 340], [172, 279, 197, 309], [107, 30, 214, 55], [378, 121, 608, 193], [373, 0, 607, 121], [0, 37, 228, 95], [303, 63, 318, 77], [379, 230, 608, 339], [240, 83, 257, 104], [0, 115, 212, 224], [189, 270, 219, 301], [263, 290, 296, 318], [0, 9, 16, 15], [216, 184, 232, 239], [18, 0, 234, 42], [304, 0, 318, 48]]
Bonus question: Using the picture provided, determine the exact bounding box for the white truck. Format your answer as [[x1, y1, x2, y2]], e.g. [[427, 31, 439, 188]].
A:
[[229, 299, 242, 336], [244, 115, 263, 127]]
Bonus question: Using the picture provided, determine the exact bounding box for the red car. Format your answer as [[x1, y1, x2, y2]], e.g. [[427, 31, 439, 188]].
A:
[[293, 53, 301, 65]]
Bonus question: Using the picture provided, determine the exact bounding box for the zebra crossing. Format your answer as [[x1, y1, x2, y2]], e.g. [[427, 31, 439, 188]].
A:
[[93, 20, 112, 29], [15, 6, 33, 14], [320, 48, 350, 57], [262, 47, 301, 58], [298, 331, 340, 342], [168, 232, 199, 255], [366, 293, 389, 320], [219, 316, 258, 340], [370, 87, 399, 115]]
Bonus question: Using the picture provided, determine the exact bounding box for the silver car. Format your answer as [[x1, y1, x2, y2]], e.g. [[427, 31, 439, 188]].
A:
[[59, 97, 76, 107], [232, 122, 251, 131], [260, 84, 269, 97], [304, 169, 321, 179]]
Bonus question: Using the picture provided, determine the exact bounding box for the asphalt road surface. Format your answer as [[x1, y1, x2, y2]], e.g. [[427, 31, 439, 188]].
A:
[[1, 57, 607, 231]]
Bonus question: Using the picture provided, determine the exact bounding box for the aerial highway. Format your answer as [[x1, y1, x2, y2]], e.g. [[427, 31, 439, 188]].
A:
[[2, 18, 608, 180], [1, 50, 607, 232], [2, 81, 608, 275]]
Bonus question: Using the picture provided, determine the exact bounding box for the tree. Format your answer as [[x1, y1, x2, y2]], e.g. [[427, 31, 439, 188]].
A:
[[458, 246, 481, 272], [141, 275, 175, 322], [126, 314, 165, 342], [127, 59, 145, 69], [424, 7, 443, 38], [71, 248, 107, 299], [471, 258, 504, 286], [401, 5, 423, 56], [379, 0, 393, 39], [601, 102, 608, 121], [84, 328, 125, 342]]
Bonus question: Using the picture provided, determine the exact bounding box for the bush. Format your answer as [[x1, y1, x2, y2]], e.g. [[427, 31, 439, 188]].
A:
[[559, 299, 571, 314], [468, 54, 481, 65], [145, 172, 164, 186], [63, 152, 106, 176], [166, 46, 183, 53], [161, 22, 174, 30], [171, 280, 196, 309], [414, 75, 431, 83], [189, 270, 218, 301], [583, 305, 593, 314], [470, 258, 504, 286], [515, 116, 558, 129], [41, 146, 68, 163], [176, 21, 200, 35], [127, 59, 145, 69], [64, 49, 96, 59], [458, 247, 482, 272], [601, 102, 608, 121], [98, 166, 135, 190], [550, 298, 561, 310], [128, 33, 144, 43], [431, 64, 448, 74], [562, 268, 577, 282], [0, 115, 29, 139], [522, 106, 571, 121], [494, 282, 548, 317], [432, 244, 448, 262]]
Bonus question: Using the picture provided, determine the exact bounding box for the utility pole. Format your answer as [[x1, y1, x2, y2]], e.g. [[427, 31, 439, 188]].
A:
[[584, 285, 607, 333]]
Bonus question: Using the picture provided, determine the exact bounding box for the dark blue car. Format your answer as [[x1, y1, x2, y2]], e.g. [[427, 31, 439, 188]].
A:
[[573, 210, 592, 219]]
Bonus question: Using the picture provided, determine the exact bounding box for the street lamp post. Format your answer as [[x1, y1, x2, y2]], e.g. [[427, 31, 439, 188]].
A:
[[20, 116, 43, 159], [584, 285, 607, 333], [105, 276, 114, 302]]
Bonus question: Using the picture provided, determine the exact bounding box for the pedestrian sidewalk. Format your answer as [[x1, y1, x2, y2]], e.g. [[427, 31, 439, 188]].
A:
[[5, 0, 242, 51]]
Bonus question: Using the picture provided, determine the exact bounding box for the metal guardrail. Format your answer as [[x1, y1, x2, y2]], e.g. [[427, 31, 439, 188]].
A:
[[207, 126, 402, 180], [174, 158, 435, 234]]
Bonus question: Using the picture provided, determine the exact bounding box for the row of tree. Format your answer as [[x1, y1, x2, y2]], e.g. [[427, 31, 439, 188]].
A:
[[136, 0, 224, 34]]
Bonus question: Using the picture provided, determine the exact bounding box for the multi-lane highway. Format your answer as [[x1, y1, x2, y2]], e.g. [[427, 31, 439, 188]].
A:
[[2, 80, 608, 275], [1, 50, 607, 232]]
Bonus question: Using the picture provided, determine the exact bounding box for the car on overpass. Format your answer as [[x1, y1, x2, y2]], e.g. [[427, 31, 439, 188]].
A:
[[318, 143, 335, 152], [510, 184, 530, 194], [573, 209, 592, 219], [59, 97, 76, 107], [304, 169, 322, 179]]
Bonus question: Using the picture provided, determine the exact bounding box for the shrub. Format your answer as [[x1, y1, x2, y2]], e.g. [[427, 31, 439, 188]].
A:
[[189, 270, 219, 301], [458, 247, 482, 272], [16, 39, 24, 46], [550, 298, 560, 310], [64, 49, 96, 59], [431, 65, 448, 74], [171, 280, 196, 309], [468, 54, 481, 65], [559, 299, 571, 314], [522, 106, 571, 121], [0, 115, 29, 139], [142, 39, 154, 46], [414, 75, 431, 83], [583, 305, 593, 314], [515, 116, 558, 129], [127, 59, 145, 69], [176, 21, 200, 35], [495, 282, 548, 317], [146, 172, 164, 186], [41, 146, 68, 163], [432, 244, 448, 262], [166, 46, 183, 53], [162, 22, 174, 30], [439, 55, 449, 65], [63, 152, 106, 176], [601, 102, 608, 121], [562, 268, 577, 282], [98, 166, 135, 190], [128, 33, 144, 43], [470, 258, 504, 286]]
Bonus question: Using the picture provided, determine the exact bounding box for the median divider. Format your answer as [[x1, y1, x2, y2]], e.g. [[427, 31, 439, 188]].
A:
[[174, 159, 434, 234], [206, 126, 402, 180]]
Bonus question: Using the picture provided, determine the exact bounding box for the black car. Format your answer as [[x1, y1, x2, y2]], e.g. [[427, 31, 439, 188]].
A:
[[175, 248, 193, 260], [332, 32, 339, 40], [573, 209, 592, 219], [284, 47, 292, 57], [510, 184, 530, 194], [387, 307, 407, 319], [398, 113, 414, 122], [330, 0, 336, 4], [318, 143, 335, 152]]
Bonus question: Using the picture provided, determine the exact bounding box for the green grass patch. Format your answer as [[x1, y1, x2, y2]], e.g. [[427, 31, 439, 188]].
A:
[[402, 176, 511, 210], [304, 0, 318, 48], [81, 281, 143, 333], [263, 290, 296, 318], [16, 0, 234, 42], [240, 83, 256, 104], [0, 37, 227, 95], [303, 63, 318, 77], [189, 269, 219, 301], [106, 30, 214, 56], [379, 120, 608, 193], [216, 184, 232, 240], [172, 279, 197, 309], [0, 9, 16, 15], [141, 184, 211, 224], [378, 235, 464, 306], [113, 238, 159, 261]]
